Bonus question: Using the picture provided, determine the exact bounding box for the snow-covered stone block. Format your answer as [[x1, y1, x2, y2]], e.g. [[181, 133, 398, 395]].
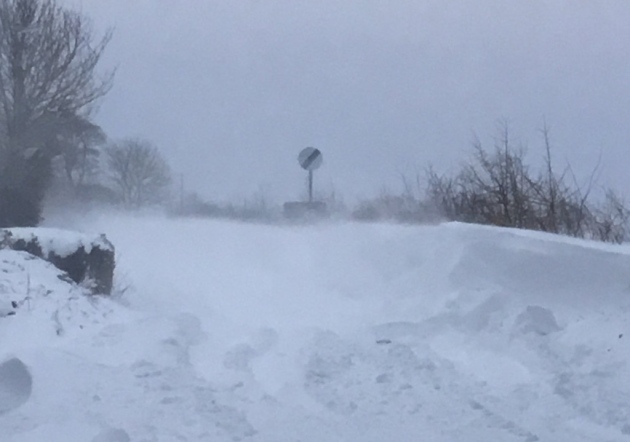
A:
[[0, 228, 115, 295]]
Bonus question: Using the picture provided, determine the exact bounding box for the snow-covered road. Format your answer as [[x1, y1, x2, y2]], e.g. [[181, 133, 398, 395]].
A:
[[2, 213, 630, 441]]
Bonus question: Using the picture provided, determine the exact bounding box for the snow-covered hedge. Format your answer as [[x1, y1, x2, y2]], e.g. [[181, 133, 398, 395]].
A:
[[0, 228, 115, 295]]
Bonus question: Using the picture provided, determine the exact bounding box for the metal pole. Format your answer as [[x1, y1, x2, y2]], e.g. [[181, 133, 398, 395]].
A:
[[308, 170, 313, 203], [179, 173, 184, 213]]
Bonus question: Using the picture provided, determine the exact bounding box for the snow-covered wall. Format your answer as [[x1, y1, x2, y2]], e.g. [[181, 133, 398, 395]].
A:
[[0, 228, 115, 295]]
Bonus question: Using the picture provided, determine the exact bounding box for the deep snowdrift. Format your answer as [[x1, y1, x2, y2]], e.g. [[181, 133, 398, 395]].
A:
[[2, 213, 630, 441]]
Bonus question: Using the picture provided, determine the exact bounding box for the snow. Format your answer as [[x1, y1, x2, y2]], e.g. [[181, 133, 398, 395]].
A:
[[1, 213, 630, 441]]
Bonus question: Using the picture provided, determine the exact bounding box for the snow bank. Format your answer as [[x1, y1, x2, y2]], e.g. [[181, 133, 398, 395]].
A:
[[1, 228, 115, 294], [2, 214, 630, 441], [0, 248, 119, 339], [0, 246, 129, 442]]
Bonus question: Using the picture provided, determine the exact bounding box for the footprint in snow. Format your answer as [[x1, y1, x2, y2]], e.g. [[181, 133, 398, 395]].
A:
[[0, 357, 32, 415]]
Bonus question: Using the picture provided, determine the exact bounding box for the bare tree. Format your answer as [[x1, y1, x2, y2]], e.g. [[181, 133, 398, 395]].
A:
[[0, 0, 113, 225], [105, 139, 172, 208], [0, 0, 113, 148]]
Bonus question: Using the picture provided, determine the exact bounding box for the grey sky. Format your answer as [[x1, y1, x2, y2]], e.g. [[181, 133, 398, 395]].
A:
[[66, 0, 630, 203]]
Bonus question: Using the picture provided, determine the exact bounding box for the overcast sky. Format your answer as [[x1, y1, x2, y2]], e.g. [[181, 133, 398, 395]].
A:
[[64, 0, 630, 203]]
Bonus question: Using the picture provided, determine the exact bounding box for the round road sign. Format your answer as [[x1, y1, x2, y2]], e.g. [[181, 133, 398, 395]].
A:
[[298, 147, 323, 171]]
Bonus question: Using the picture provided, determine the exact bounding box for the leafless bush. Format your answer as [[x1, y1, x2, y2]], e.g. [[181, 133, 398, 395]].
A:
[[425, 123, 629, 243], [426, 123, 536, 228], [590, 190, 630, 244]]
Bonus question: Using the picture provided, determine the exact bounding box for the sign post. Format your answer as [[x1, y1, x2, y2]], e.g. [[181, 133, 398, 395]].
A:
[[297, 147, 323, 203], [283, 147, 326, 219]]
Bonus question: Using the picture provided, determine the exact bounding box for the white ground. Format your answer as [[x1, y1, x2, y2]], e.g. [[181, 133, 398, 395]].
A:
[[2, 212, 630, 441]]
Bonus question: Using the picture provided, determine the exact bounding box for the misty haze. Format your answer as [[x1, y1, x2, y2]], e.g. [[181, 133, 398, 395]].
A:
[[1, 1, 630, 441]]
